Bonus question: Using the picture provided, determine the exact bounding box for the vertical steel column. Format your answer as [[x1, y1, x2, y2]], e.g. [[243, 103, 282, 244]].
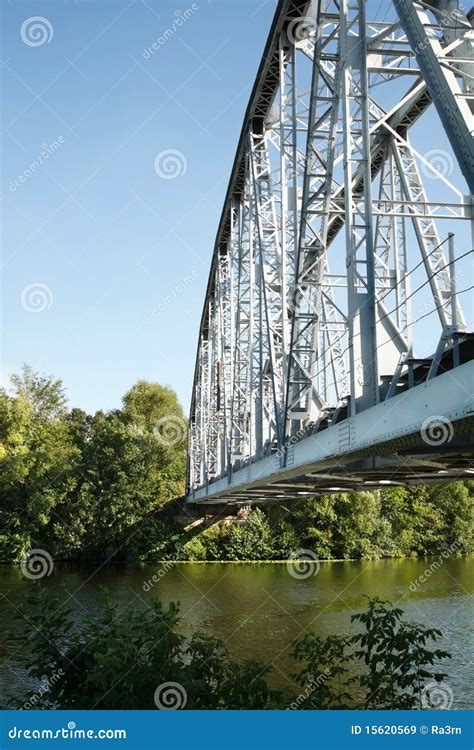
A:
[[341, 0, 379, 415]]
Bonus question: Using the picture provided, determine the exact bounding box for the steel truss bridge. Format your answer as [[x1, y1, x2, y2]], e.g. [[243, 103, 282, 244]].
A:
[[186, 0, 474, 507]]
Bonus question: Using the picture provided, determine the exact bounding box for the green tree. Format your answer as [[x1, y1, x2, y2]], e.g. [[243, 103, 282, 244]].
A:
[[352, 598, 450, 709], [10, 365, 67, 420], [0, 372, 79, 561], [122, 379, 185, 437], [426, 482, 473, 554]]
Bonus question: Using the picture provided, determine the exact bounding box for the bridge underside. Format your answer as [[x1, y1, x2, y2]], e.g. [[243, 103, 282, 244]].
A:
[[186, 0, 474, 506], [189, 360, 474, 506]]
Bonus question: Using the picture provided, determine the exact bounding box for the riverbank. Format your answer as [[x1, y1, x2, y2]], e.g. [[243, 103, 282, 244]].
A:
[[1, 557, 472, 709]]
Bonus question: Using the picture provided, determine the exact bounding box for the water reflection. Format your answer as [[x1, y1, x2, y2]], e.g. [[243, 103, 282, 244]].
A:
[[0, 558, 471, 707]]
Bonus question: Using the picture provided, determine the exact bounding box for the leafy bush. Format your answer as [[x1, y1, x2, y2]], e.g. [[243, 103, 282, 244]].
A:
[[9, 589, 451, 711], [291, 598, 450, 710], [9, 586, 282, 710]]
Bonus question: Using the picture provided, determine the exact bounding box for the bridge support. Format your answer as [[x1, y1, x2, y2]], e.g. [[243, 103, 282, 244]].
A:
[[187, 0, 474, 503]]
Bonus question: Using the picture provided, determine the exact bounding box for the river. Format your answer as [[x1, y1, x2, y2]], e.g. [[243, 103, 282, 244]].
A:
[[0, 557, 472, 708]]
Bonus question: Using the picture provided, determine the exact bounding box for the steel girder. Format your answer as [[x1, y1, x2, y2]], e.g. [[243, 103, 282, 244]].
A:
[[186, 0, 473, 497]]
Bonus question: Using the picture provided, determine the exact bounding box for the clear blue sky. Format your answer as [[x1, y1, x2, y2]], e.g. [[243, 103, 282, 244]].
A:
[[1, 0, 472, 415]]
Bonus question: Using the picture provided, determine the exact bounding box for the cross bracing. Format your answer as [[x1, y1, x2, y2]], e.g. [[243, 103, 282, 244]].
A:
[[186, 0, 474, 504]]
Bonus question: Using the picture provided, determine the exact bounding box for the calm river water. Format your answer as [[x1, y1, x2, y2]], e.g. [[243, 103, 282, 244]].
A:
[[0, 557, 472, 708]]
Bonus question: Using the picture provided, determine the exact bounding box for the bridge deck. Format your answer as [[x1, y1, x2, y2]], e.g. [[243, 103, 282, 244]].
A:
[[185, 0, 474, 506], [188, 361, 474, 505]]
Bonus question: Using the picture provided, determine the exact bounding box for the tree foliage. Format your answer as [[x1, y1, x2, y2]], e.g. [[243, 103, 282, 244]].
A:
[[0, 367, 186, 561], [0, 366, 472, 563], [179, 485, 472, 562]]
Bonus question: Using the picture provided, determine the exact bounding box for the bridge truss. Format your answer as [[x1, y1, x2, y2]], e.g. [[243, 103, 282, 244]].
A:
[[187, 0, 474, 505]]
